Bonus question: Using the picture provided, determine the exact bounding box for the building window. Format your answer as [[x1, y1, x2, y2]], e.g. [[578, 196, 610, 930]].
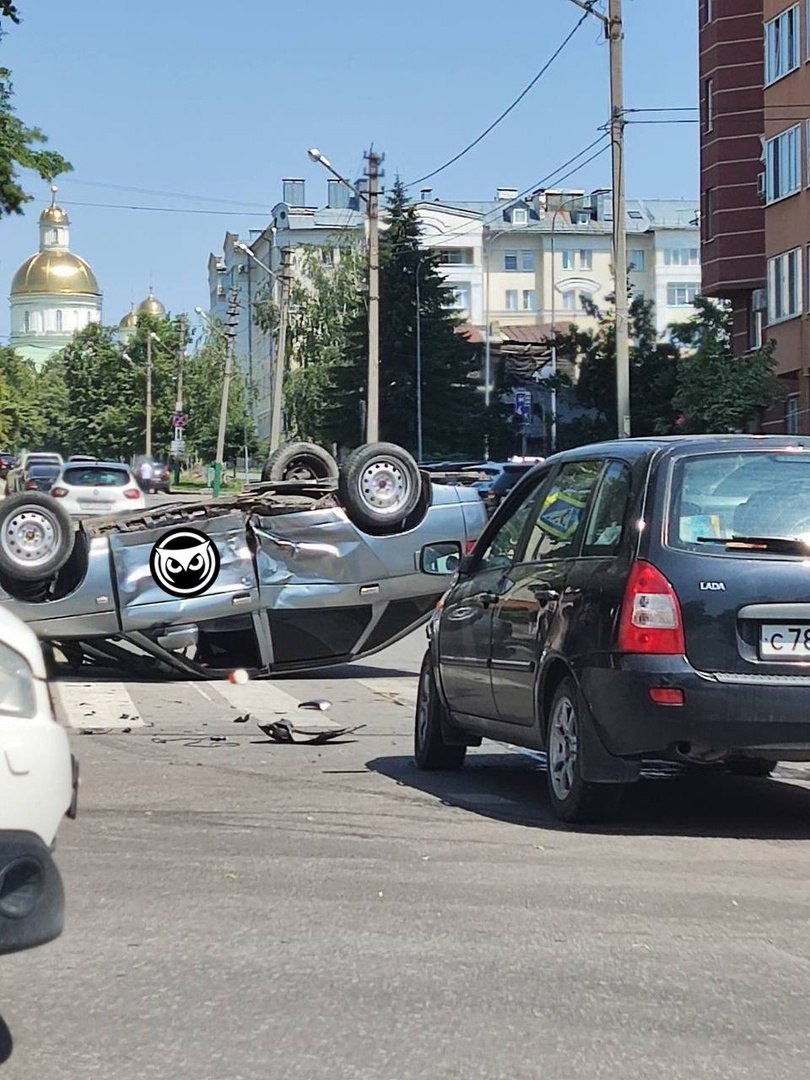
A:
[[521, 249, 534, 271], [505, 289, 518, 311], [703, 77, 714, 133], [562, 290, 576, 311], [438, 248, 474, 265], [504, 251, 518, 271], [786, 394, 800, 434], [511, 207, 528, 225], [522, 289, 536, 311], [55, 310, 63, 332], [768, 247, 802, 322], [704, 0, 712, 23], [749, 293, 765, 350], [664, 248, 701, 266], [579, 249, 592, 270], [765, 5, 799, 85], [23, 310, 29, 333], [765, 125, 801, 202], [667, 282, 699, 306], [448, 282, 471, 310], [703, 187, 716, 241], [561, 250, 575, 270], [629, 249, 645, 271]]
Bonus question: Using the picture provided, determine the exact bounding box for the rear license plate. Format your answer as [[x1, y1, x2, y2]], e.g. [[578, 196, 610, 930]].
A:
[[760, 624, 810, 660]]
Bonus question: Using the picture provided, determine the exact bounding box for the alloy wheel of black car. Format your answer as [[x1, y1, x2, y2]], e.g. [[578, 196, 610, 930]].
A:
[[414, 653, 466, 770], [261, 442, 339, 483], [339, 442, 423, 533], [545, 677, 623, 824], [0, 493, 74, 582]]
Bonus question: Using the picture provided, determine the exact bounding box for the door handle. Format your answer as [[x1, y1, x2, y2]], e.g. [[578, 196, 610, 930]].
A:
[[480, 591, 500, 608]]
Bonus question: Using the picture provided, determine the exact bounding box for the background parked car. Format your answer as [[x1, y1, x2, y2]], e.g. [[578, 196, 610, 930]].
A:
[[6, 452, 63, 494], [0, 452, 18, 480], [20, 463, 62, 493], [132, 457, 171, 494], [484, 459, 544, 515], [0, 605, 76, 954], [51, 462, 146, 516]]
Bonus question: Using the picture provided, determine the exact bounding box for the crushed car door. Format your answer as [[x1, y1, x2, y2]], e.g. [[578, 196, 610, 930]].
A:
[[110, 510, 260, 633], [438, 470, 548, 721]]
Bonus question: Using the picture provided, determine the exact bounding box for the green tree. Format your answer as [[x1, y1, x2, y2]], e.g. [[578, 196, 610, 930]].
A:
[[183, 330, 257, 463], [0, 8, 72, 216], [325, 180, 485, 457], [670, 297, 779, 433], [554, 291, 678, 447], [30, 353, 68, 452], [0, 346, 38, 446]]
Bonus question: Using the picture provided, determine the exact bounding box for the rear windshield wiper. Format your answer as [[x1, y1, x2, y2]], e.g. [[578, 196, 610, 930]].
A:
[[696, 534, 810, 554]]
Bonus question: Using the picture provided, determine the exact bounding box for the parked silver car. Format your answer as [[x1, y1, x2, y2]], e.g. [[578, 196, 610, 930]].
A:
[[0, 442, 487, 678]]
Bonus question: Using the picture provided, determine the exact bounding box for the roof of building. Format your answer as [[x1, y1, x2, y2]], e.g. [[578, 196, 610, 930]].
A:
[[417, 197, 698, 235]]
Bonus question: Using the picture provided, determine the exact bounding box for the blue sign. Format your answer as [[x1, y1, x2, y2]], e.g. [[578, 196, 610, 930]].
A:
[[514, 390, 532, 420]]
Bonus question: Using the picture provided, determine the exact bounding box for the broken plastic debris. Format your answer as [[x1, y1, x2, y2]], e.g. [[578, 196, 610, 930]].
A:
[[298, 699, 332, 712], [257, 717, 365, 744]]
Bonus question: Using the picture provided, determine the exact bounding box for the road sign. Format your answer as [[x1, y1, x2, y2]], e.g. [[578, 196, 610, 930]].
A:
[[170, 436, 186, 455], [172, 412, 188, 429], [514, 390, 532, 420]]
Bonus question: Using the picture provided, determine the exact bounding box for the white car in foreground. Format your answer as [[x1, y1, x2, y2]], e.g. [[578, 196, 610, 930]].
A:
[[51, 460, 146, 516], [0, 607, 76, 954]]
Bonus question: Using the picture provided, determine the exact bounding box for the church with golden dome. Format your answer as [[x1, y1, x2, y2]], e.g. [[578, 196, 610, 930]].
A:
[[9, 187, 102, 367], [117, 289, 167, 343]]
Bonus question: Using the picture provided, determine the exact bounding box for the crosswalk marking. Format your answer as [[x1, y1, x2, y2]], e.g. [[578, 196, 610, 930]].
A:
[[53, 680, 144, 730], [355, 676, 418, 706], [207, 678, 304, 721]]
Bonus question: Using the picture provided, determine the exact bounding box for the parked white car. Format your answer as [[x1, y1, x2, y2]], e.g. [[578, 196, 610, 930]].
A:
[[51, 461, 146, 516], [0, 606, 76, 954]]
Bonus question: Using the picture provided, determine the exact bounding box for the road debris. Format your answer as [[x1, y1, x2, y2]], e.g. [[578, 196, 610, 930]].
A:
[[256, 717, 366, 744]]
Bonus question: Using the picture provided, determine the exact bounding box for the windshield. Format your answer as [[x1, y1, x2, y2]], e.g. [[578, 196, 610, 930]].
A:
[[29, 465, 60, 478], [63, 466, 132, 487], [669, 451, 810, 550]]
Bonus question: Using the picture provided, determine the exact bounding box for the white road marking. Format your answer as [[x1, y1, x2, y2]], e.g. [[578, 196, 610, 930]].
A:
[[53, 681, 143, 730], [355, 676, 418, 706], [207, 679, 303, 720], [189, 683, 213, 701]]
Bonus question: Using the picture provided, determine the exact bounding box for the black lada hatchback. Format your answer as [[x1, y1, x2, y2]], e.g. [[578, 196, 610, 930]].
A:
[[415, 435, 810, 822]]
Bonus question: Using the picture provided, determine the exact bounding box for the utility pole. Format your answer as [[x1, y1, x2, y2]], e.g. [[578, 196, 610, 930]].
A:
[[213, 292, 239, 497], [269, 248, 292, 453], [415, 257, 423, 461], [173, 315, 186, 484], [569, 0, 629, 437], [145, 331, 153, 458], [366, 149, 383, 444]]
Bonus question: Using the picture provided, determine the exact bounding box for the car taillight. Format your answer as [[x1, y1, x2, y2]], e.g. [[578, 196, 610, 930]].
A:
[[51, 486, 68, 497], [465, 539, 477, 555], [124, 488, 142, 500], [617, 561, 685, 655]]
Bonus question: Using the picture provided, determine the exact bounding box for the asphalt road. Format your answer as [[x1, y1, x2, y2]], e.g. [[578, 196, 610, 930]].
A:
[[2, 631, 810, 1080]]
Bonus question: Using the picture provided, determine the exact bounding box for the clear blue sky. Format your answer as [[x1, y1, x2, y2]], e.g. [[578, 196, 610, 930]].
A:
[[0, 0, 698, 341]]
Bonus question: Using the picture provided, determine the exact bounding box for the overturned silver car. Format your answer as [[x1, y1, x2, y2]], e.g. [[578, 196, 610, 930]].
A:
[[0, 442, 486, 679]]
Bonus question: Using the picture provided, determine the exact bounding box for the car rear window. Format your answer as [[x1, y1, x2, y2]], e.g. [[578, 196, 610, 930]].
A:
[[29, 465, 60, 478], [491, 464, 533, 494], [63, 466, 131, 487], [669, 451, 810, 550]]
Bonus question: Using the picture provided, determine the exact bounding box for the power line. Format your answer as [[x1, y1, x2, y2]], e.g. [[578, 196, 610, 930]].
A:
[[62, 178, 269, 211], [405, 8, 592, 189], [37, 198, 268, 217]]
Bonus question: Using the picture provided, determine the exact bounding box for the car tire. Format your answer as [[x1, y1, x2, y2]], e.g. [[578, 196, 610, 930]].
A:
[[414, 652, 466, 771], [727, 757, 777, 777], [261, 442, 339, 484], [0, 493, 74, 581], [545, 676, 623, 824], [339, 442, 423, 533]]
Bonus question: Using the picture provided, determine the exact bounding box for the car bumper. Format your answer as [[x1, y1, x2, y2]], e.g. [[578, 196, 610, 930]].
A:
[[0, 831, 65, 955], [582, 655, 810, 761]]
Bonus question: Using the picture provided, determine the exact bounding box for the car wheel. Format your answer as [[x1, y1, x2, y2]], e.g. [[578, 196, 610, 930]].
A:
[[339, 442, 423, 533], [545, 676, 623, 824], [414, 653, 466, 770], [727, 757, 777, 777], [0, 493, 74, 581], [261, 442, 339, 483]]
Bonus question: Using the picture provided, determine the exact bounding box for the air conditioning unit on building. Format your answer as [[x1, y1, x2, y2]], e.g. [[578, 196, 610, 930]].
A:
[[757, 172, 766, 198], [216, 284, 225, 297]]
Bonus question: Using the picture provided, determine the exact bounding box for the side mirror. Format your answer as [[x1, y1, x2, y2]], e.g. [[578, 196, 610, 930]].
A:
[[420, 540, 462, 575]]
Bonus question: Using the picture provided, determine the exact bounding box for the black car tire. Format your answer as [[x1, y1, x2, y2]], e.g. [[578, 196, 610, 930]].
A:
[[545, 677, 623, 824], [414, 653, 466, 771], [261, 442, 339, 483], [339, 443, 423, 533], [727, 757, 777, 777], [0, 493, 74, 581]]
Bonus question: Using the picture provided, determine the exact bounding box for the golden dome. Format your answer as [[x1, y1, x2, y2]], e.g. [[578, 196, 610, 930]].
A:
[[11, 250, 100, 297], [137, 290, 166, 317], [118, 308, 138, 330], [40, 203, 69, 226]]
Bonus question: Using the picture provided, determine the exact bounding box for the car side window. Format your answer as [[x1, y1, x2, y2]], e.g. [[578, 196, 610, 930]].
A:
[[478, 472, 548, 572], [582, 461, 632, 554], [524, 460, 603, 562]]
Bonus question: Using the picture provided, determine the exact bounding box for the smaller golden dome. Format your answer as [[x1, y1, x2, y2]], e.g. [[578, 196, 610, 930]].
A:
[[40, 203, 69, 226], [118, 307, 138, 330], [137, 290, 166, 317]]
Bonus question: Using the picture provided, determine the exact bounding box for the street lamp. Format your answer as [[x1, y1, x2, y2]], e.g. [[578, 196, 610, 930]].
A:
[[234, 240, 276, 280], [308, 144, 381, 443], [548, 188, 610, 453]]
